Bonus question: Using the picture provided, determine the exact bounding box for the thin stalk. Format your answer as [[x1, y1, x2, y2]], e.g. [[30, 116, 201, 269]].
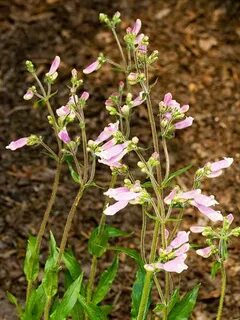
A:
[[136, 270, 153, 320], [141, 208, 147, 263], [216, 264, 226, 320], [86, 256, 98, 303], [44, 297, 52, 320], [26, 159, 62, 302], [162, 138, 170, 180], [57, 186, 84, 264], [40, 141, 59, 161], [111, 28, 127, 69]]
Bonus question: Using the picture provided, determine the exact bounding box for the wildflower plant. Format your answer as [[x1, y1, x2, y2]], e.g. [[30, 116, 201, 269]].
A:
[[6, 12, 237, 320]]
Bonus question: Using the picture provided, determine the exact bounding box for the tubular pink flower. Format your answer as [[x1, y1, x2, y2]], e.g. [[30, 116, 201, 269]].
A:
[[156, 254, 188, 273], [206, 157, 233, 178], [56, 105, 70, 117], [83, 60, 100, 74], [196, 246, 212, 258], [95, 121, 119, 144], [132, 19, 142, 35], [133, 92, 145, 106], [23, 88, 34, 100], [104, 201, 129, 216], [175, 117, 194, 129], [169, 231, 190, 249], [164, 188, 178, 204], [226, 213, 234, 225], [135, 33, 144, 44], [80, 91, 90, 101], [190, 226, 205, 233], [174, 243, 190, 256], [104, 187, 139, 201], [6, 137, 28, 151], [97, 142, 128, 161], [48, 56, 60, 75], [58, 128, 71, 143], [192, 201, 223, 222], [163, 92, 172, 105], [180, 104, 189, 113]]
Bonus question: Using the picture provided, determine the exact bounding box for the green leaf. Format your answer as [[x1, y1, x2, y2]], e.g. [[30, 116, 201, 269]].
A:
[[162, 164, 192, 188], [22, 284, 46, 320], [131, 268, 151, 319], [66, 160, 81, 184], [142, 181, 152, 188], [104, 225, 130, 238], [168, 288, 180, 312], [78, 294, 108, 320], [42, 232, 59, 298], [63, 250, 82, 280], [92, 256, 119, 304], [7, 292, 23, 317], [88, 227, 109, 258], [112, 247, 144, 268], [168, 284, 200, 320], [211, 261, 221, 279], [50, 274, 83, 320], [24, 235, 39, 282]]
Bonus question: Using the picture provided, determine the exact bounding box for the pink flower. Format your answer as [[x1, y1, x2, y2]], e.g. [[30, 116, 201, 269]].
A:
[[190, 226, 205, 233], [104, 183, 142, 216], [226, 213, 234, 225], [133, 92, 145, 106], [127, 19, 142, 35], [56, 105, 70, 117], [6, 137, 28, 151], [48, 56, 60, 75], [145, 231, 190, 274], [58, 128, 71, 143], [174, 117, 194, 129], [164, 188, 223, 222], [196, 246, 212, 258], [95, 122, 119, 144], [83, 60, 100, 74], [80, 91, 90, 101], [206, 157, 233, 178], [23, 88, 34, 100]]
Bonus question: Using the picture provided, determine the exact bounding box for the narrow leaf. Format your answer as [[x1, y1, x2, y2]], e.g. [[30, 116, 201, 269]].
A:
[[50, 274, 83, 320], [22, 284, 46, 320], [104, 225, 130, 238], [24, 235, 39, 282], [112, 247, 144, 268], [168, 284, 200, 320], [67, 160, 81, 184], [162, 164, 192, 187], [63, 250, 82, 280], [88, 227, 109, 258], [7, 292, 23, 317], [211, 261, 221, 279], [78, 294, 107, 320], [92, 256, 119, 304]]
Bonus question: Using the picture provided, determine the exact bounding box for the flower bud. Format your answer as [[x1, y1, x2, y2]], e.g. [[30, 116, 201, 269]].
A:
[[132, 136, 139, 144], [121, 104, 130, 116], [25, 60, 35, 73]]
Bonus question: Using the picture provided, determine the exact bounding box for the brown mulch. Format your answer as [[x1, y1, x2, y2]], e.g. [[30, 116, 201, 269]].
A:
[[0, 0, 240, 319]]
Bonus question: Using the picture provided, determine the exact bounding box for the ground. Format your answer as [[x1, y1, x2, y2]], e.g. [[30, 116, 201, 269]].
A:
[[0, 0, 240, 319]]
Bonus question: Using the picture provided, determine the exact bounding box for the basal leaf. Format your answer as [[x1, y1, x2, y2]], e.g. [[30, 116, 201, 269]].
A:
[[78, 294, 108, 320], [92, 256, 119, 304]]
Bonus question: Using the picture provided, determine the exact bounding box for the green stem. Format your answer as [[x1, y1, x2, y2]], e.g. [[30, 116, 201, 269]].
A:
[[44, 296, 52, 320], [136, 270, 153, 320], [86, 255, 98, 304], [26, 159, 62, 302], [57, 186, 84, 264], [111, 28, 127, 69], [216, 264, 226, 320]]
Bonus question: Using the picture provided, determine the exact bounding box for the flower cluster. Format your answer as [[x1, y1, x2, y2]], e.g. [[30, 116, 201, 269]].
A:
[[104, 180, 150, 215], [88, 121, 138, 168], [164, 188, 223, 222], [144, 231, 190, 273], [159, 93, 193, 138]]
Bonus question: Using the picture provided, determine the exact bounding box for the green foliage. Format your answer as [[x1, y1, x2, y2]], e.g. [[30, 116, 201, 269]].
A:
[[7, 292, 23, 318], [88, 227, 109, 257], [50, 274, 83, 320], [24, 236, 39, 283], [42, 233, 59, 298], [112, 247, 144, 268], [22, 285, 46, 320], [131, 268, 151, 320], [66, 159, 81, 184], [78, 294, 108, 320], [92, 256, 119, 304], [161, 164, 192, 188], [168, 284, 200, 320], [211, 261, 221, 279]]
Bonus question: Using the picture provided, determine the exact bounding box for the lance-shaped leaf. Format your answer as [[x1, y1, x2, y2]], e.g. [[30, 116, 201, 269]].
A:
[[88, 227, 109, 257], [24, 235, 39, 282], [7, 292, 23, 318], [78, 294, 108, 320], [22, 284, 46, 320], [168, 284, 200, 320], [104, 225, 130, 238], [50, 274, 83, 320], [92, 256, 119, 304], [63, 250, 82, 280], [162, 164, 192, 188], [112, 246, 144, 268], [131, 268, 152, 320]]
